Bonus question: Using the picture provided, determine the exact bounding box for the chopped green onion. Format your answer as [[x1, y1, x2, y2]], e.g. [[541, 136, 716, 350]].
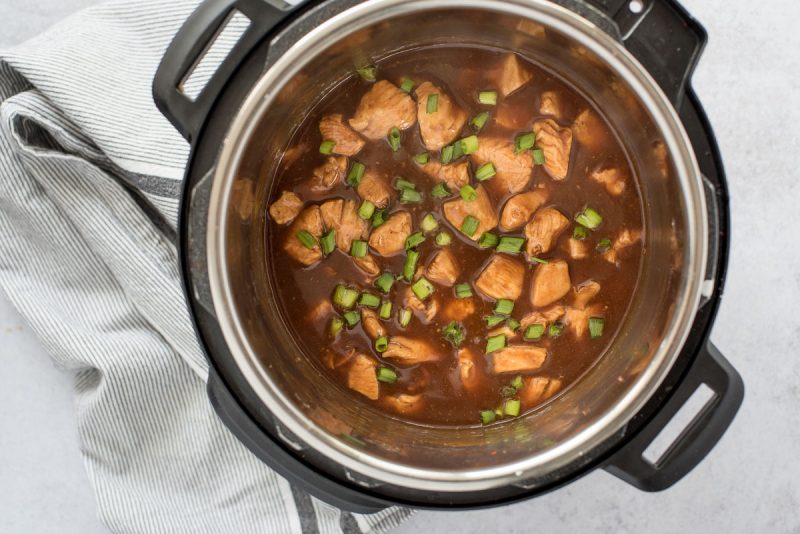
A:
[[549, 322, 565, 338], [359, 292, 380, 308], [346, 162, 365, 186], [441, 145, 454, 165], [503, 399, 521, 417], [394, 177, 416, 190], [374, 336, 389, 353], [343, 310, 361, 327], [377, 366, 397, 382], [529, 257, 549, 264], [452, 140, 464, 160], [589, 317, 605, 339], [319, 140, 336, 155], [333, 284, 359, 309], [475, 162, 497, 181], [321, 230, 336, 256], [596, 238, 612, 253], [496, 236, 525, 254], [399, 188, 422, 203], [471, 111, 490, 131], [511, 375, 524, 390], [460, 135, 479, 155], [371, 209, 387, 228], [478, 232, 499, 249], [431, 182, 452, 199], [400, 77, 415, 93], [515, 132, 536, 154], [427, 93, 439, 113], [501, 385, 517, 397], [356, 65, 376, 81], [573, 225, 588, 240], [575, 207, 603, 230], [375, 272, 395, 294], [350, 239, 368, 257], [480, 409, 496, 425], [403, 249, 419, 281], [532, 148, 545, 165], [421, 213, 439, 233], [494, 299, 514, 316], [486, 334, 507, 353], [460, 215, 479, 237], [506, 318, 520, 331], [443, 321, 466, 347], [329, 317, 344, 337], [411, 277, 435, 300], [405, 231, 425, 250], [435, 232, 452, 246], [379, 300, 392, 320], [296, 230, 316, 249], [413, 152, 430, 165], [479, 90, 498, 105], [524, 323, 545, 340], [485, 315, 506, 328], [388, 127, 401, 152], [398, 308, 412, 327], [460, 184, 477, 202], [455, 283, 473, 299], [358, 199, 375, 220]]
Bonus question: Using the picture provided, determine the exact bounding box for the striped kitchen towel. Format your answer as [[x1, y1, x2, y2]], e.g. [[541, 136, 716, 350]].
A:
[[0, 0, 411, 532]]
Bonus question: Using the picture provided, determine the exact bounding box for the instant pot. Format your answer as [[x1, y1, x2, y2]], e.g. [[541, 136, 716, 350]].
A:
[[153, 0, 743, 512]]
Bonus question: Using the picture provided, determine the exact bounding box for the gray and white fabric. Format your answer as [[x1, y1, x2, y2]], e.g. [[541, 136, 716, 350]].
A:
[[0, 1, 411, 532]]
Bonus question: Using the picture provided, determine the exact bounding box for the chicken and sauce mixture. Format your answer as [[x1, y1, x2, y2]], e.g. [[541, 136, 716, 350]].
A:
[[267, 47, 643, 426]]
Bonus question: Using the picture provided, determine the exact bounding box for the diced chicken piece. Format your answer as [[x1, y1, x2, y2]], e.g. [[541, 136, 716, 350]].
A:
[[573, 109, 610, 153], [441, 298, 476, 322], [368, 211, 411, 256], [320, 198, 369, 252], [590, 167, 626, 196], [381, 394, 424, 415], [492, 346, 548, 374], [499, 190, 548, 231], [563, 237, 589, 260], [383, 336, 442, 366], [308, 300, 333, 322], [269, 190, 303, 225], [442, 184, 498, 241], [426, 249, 460, 287], [348, 80, 417, 139], [347, 353, 379, 400], [530, 260, 571, 308], [497, 53, 534, 97], [319, 114, 365, 156], [415, 81, 468, 150], [321, 348, 355, 370], [356, 170, 393, 208], [421, 160, 470, 190], [475, 255, 526, 301], [309, 155, 348, 191], [525, 207, 569, 258], [470, 137, 533, 196], [564, 304, 603, 338], [353, 255, 380, 277], [361, 308, 386, 339], [283, 205, 323, 266], [520, 377, 562, 407], [533, 119, 573, 181], [403, 287, 439, 324], [458, 348, 483, 392], [603, 228, 643, 264], [539, 91, 564, 119], [520, 305, 565, 328], [573, 280, 601, 309]]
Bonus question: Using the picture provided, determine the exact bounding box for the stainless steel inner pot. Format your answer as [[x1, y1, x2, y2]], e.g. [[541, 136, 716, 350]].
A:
[[205, 0, 708, 494]]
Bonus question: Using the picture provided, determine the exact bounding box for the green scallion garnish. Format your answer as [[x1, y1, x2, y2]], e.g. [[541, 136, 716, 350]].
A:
[[431, 182, 452, 199], [532, 148, 545, 165], [530, 257, 548, 264], [478, 232, 499, 249], [343, 310, 361, 327], [346, 162, 365, 186], [403, 250, 419, 281], [400, 77, 415, 93], [471, 111, 490, 131], [441, 144, 454, 165], [359, 292, 380, 308], [411, 277, 435, 300], [506, 318, 520, 331], [296, 230, 316, 249], [413, 152, 430, 165], [399, 188, 422, 204], [478, 91, 498, 105], [443, 321, 466, 347], [503, 399, 521, 417], [319, 140, 336, 155], [452, 140, 464, 160], [371, 209, 387, 228], [375, 272, 395, 294], [350, 240, 368, 258], [549, 322, 565, 338], [524, 323, 545, 340], [589, 317, 605, 339], [480, 410, 496, 425], [573, 225, 588, 240], [377, 366, 397, 382], [459, 135, 479, 155], [511, 375, 524, 390], [494, 299, 514, 316], [405, 231, 425, 250], [596, 238, 612, 253], [398, 308, 412, 327], [575, 207, 603, 230], [375, 336, 389, 353], [321, 230, 336, 256], [460, 185, 477, 202], [501, 385, 517, 397], [485, 315, 506, 327], [358, 199, 375, 220], [388, 127, 401, 152], [427, 93, 439, 113], [475, 162, 496, 181], [435, 232, 452, 247], [486, 334, 506, 353], [515, 132, 536, 154], [333, 284, 359, 309], [379, 300, 392, 320], [356, 65, 376, 81], [421, 213, 439, 233], [496, 236, 525, 254], [461, 215, 480, 237], [394, 177, 416, 190], [329, 316, 344, 337], [455, 283, 473, 299]]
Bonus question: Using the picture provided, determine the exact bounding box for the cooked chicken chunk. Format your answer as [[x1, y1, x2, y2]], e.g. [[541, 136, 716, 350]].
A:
[[361, 308, 386, 339], [347, 353, 379, 400], [353, 255, 380, 277], [533, 119, 573, 181], [499, 190, 548, 231], [309, 155, 348, 191], [368, 211, 411, 256], [564, 304, 604, 338], [321, 347, 355, 370], [539, 91, 564, 119], [319, 114, 365, 156], [441, 298, 476, 322], [268, 190, 303, 225], [403, 287, 439, 324], [421, 160, 470, 190], [383, 336, 442, 365], [530, 259, 571, 308], [415, 81, 468, 150], [458, 348, 483, 392], [442, 184, 498, 241], [603, 228, 642, 264], [283, 205, 323, 266], [520, 305, 565, 328], [470, 137, 533, 196], [356, 170, 393, 208], [475, 255, 526, 300], [489, 324, 519, 340], [590, 167, 626, 196], [520, 377, 562, 407], [525, 207, 569, 258], [348, 80, 417, 139], [492, 346, 548, 374], [563, 237, 589, 260], [308, 300, 333, 323], [426, 249, 460, 287], [497, 53, 534, 97], [573, 109, 610, 152], [573, 280, 601, 309], [320, 198, 368, 252], [381, 394, 424, 415]]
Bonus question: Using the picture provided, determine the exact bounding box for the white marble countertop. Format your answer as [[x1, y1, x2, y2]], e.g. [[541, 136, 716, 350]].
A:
[[1, 0, 799, 532]]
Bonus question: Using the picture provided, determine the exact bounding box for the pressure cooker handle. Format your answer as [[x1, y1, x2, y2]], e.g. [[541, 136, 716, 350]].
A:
[[153, 0, 298, 143], [604, 342, 743, 491]]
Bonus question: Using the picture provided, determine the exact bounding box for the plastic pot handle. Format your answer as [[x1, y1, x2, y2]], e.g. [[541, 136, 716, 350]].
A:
[[604, 342, 744, 491]]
